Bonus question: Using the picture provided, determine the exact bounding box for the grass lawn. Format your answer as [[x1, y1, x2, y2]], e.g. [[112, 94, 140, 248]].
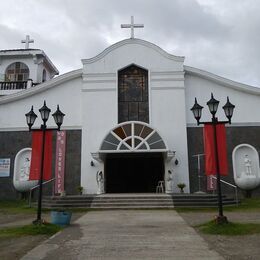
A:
[[0, 223, 62, 238], [176, 197, 260, 212], [226, 198, 260, 211], [0, 199, 93, 214], [0, 200, 37, 214], [197, 220, 260, 235]]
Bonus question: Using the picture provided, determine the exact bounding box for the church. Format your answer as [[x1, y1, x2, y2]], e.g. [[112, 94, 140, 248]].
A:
[[1, 20, 260, 199]]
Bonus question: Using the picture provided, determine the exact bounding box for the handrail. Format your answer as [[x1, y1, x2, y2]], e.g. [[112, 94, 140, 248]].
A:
[[211, 176, 239, 206], [28, 178, 55, 207]]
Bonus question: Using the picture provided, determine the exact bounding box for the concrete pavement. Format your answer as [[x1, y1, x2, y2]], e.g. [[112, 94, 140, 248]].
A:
[[21, 210, 223, 260]]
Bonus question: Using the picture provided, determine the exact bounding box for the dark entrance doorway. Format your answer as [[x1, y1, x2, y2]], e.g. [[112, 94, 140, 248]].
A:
[[105, 153, 164, 193]]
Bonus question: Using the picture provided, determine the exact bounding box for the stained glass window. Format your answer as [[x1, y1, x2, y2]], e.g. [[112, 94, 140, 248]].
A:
[[118, 65, 149, 123], [100, 122, 166, 151]]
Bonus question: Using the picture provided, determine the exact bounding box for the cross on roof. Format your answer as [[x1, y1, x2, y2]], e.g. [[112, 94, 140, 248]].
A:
[[21, 35, 34, 49], [121, 16, 144, 39]]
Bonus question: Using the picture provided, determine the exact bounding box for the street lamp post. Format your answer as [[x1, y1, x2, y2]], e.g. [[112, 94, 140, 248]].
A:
[[25, 101, 65, 224], [191, 94, 235, 224]]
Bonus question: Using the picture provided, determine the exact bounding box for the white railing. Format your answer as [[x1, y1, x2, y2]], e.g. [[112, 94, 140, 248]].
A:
[[28, 178, 55, 207], [0, 79, 35, 95], [211, 176, 239, 206]]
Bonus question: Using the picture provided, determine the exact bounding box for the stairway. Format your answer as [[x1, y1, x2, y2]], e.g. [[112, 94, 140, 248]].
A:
[[41, 193, 239, 209]]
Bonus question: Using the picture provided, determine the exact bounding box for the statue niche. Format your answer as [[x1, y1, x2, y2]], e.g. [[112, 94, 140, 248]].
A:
[[232, 144, 260, 191], [13, 148, 38, 192]]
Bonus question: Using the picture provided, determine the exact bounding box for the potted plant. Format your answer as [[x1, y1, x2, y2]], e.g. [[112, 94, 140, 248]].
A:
[[177, 183, 186, 193], [60, 190, 66, 197], [77, 186, 84, 195]]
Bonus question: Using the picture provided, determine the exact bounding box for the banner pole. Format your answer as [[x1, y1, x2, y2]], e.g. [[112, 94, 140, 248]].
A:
[[35, 124, 46, 224]]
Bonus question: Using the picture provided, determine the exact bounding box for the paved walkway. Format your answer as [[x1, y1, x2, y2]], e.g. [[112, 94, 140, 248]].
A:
[[21, 210, 223, 260]]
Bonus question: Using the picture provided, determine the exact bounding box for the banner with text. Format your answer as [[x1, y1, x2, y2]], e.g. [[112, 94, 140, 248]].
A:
[[55, 131, 66, 194], [207, 175, 217, 191]]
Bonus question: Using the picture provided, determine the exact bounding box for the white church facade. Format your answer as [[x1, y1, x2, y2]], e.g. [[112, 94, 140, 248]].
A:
[[1, 35, 260, 198]]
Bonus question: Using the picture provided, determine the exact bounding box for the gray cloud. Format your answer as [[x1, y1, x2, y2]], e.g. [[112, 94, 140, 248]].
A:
[[0, 0, 260, 86]]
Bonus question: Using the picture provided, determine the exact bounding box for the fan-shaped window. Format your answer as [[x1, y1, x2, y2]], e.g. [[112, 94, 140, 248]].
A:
[[100, 122, 167, 152], [118, 65, 149, 123], [5, 62, 29, 82]]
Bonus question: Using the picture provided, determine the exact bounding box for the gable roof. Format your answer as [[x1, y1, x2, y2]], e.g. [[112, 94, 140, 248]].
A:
[[185, 65, 260, 95], [82, 38, 185, 64]]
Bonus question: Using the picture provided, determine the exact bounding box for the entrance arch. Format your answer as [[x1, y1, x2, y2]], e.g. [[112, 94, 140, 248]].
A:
[[97, 122, 171, 193]]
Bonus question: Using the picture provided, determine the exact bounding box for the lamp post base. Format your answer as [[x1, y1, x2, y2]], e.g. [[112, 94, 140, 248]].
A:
[[32, 219, 45, 225], [215, 215, 228, 224]]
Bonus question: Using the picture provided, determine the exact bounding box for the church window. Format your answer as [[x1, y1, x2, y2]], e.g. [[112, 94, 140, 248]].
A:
[[5, 62, 29, 82], [118, 65, 149, 123], [42, 69, 47, 82]]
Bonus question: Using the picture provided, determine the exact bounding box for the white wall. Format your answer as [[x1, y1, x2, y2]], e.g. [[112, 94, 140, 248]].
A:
[[0, 74, 83, 130], [81, 39, 190, 193], [81, 83, 117, 193], [185, 73, 260, 125]]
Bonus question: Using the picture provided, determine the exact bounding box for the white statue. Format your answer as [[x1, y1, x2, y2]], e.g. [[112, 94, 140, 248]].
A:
[[166, 170, 173, 193], [244, 154, 252, 175], [233, 144, 260, 191], [20, 157, 30, 181], [96, 170, 104, 194]]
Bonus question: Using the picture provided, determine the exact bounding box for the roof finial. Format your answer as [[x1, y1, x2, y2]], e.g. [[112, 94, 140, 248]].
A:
[[121, 16, 144, 39], [21, 35, 34, 49]]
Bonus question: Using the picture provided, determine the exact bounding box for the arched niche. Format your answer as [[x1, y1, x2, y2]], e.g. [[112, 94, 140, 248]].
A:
[[232, 144, 260, 190], [42, 69, 47, 82], [13, 148, 38, 192]]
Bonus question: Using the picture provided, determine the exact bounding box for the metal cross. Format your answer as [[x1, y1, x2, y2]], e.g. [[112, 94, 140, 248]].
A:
[[21, 35, 34, 49], [121, 16, 144, 39]]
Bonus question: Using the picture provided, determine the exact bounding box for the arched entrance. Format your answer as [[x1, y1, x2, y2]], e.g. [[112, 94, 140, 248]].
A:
[[97, 121, 171, 193]]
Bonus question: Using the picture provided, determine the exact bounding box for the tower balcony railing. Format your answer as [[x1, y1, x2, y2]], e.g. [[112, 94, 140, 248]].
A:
[[0, 79, 37, 95], [0, 81, 27, 90]]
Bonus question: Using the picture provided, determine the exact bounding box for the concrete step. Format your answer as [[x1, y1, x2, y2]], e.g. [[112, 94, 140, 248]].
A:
[[44, 205, 176, 209], [42, 198, 234, 205], [40, 193, 239, 209], [44, 194, 225, 200], [42, 200, 236, 206]]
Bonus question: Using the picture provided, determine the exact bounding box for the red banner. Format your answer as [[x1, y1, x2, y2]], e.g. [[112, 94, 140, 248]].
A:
[[203, 124, 228, 176], [55, 131, 66, 194], [29, 131, 53, 181]]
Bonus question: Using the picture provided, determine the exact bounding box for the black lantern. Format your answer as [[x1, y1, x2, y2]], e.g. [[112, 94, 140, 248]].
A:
[[222, 97, 235, 124], [207, 93, 219, 116], [52, 105, 65, 130], [190, 98, 204, 125], [39, 101, 51, 122], [25, 106, 37, 130]]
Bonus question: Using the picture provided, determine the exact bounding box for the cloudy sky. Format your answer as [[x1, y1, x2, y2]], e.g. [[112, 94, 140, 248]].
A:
[[1, 0, 260, 87]]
